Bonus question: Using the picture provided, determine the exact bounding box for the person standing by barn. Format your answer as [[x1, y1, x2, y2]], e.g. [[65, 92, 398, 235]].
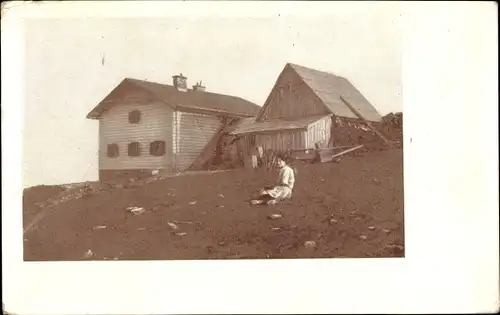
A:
[[250, 154, 295, 205]]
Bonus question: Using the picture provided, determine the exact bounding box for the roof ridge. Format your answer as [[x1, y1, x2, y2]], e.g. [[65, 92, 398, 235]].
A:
[[288, 62, 345, 80], [126, 77, 257, 103], [87, 77, 260, 119], [286, 63, 381, 122]]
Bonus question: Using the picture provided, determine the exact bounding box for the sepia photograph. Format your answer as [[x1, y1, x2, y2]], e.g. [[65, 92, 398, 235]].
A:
[[22, 8, 404, 261]]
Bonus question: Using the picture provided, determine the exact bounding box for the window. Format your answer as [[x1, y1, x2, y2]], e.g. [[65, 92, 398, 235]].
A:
[[128, 110, 141, 124], [149, 141, 166, 156], [128, 142, 141, 156], [107, 143, 119, 158]]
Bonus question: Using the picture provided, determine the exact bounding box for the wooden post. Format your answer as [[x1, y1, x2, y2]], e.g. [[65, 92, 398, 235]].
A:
[[328, 116, 336, 147], [244, 155, 258, 169], [339, 96, 394, 148]]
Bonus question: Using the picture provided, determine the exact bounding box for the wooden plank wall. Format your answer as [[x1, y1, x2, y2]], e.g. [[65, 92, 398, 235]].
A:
[[305, 115, 332, 148], [99, 101, 173, 171], [235, 135, 253, 158], [255, 130, 306, 152], [175, 111, 223, 171], [259, 66, 329, 121]]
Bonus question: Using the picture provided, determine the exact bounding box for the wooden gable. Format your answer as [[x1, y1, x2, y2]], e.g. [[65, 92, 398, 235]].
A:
[[87, 79, 157, 119], [101, 79, 154, 104], [256, 64, 331, 122]]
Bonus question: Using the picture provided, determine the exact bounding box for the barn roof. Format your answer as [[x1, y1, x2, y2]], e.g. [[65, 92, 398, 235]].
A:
[[87, 78, 261, 119], [229, 115, 330, 136], [261, 63, 382, 122]]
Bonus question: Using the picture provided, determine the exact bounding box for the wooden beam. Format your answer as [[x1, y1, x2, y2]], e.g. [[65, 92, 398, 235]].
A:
[[316, 144, 365, 163], [339, 96, 394, 148], [318, 145, 357, 151], [330, 144, 364, 159]]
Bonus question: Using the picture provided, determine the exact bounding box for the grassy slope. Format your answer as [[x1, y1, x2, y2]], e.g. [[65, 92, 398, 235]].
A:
[[23, 149, 404, 260]]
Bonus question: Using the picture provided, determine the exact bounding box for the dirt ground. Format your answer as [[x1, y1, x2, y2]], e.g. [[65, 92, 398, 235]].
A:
[[23, 148, 404, 261], [23, 185, 66, 229]]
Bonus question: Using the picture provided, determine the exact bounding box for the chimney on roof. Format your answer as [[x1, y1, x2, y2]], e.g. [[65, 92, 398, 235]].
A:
[[172, 73, 187, 92], [192, 80, 206, 92]]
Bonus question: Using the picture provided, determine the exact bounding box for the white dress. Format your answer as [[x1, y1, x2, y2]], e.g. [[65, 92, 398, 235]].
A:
[[263, 165, 295, 200]]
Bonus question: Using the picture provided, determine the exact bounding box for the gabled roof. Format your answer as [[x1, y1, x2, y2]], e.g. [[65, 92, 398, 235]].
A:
[[257, 63, 382, 122], [87, 78, 261, 119], [230, 115, 331, 136]]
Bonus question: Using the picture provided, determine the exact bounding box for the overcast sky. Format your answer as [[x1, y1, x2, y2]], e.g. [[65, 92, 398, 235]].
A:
[[22, 4, 402, 188]]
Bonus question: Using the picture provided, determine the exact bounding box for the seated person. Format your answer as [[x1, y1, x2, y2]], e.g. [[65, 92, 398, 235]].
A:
[[250, 154, 295, 205]]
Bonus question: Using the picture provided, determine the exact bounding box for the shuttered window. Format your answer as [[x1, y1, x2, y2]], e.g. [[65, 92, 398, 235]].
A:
[[128, 142, 141, 156], [107, 143, 119, 158], [149, 141, 166, 156], [128, 110, 141, 124]]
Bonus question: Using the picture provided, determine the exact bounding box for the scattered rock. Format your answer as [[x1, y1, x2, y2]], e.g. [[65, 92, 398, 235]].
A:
[[126, 206, 145, 215], [359, 234, 368, 240], [218, 194, 225, 198], [218, 241, 226, 246], [382, 229, 391, 233], [329, 218, 338, 224], [385, 244, 404, 250], [172, 220, 193, 225], [368, 226, 376, 230], [271, 227, 282, 231], [268, 213, 283, 220], [373, 178, 381, 184], [93, 225, 107, 230], [136, 227, 146, 231], [175, 232, 187, 236], [189, 201, 197, 205], [151, 170, 160, 176], [304, 240, 317, 249], [167, 222, 179, 230], [83, 249, 94, 259]]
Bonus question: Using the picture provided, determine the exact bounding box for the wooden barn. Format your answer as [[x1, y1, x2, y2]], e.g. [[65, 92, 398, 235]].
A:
[[229, 63, 384, 157], [86, 74, 260, 181]]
